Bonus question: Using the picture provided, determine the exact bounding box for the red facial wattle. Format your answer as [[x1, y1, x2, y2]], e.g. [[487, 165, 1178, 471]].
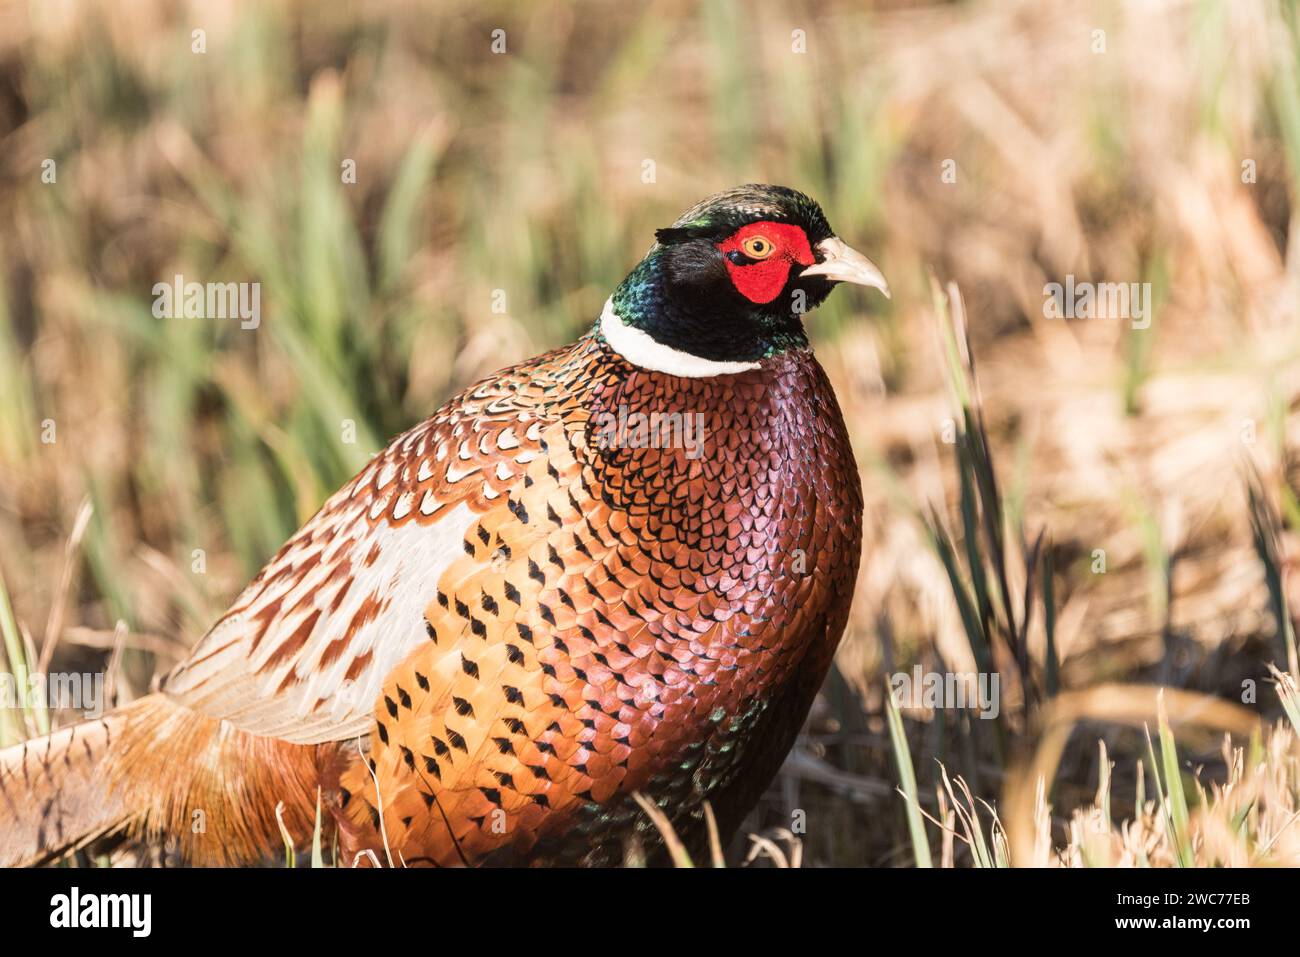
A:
[[717, 221, 816, 304]]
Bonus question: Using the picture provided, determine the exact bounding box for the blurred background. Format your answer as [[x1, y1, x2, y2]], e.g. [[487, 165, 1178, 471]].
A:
[[1, 0, 1299, 866]]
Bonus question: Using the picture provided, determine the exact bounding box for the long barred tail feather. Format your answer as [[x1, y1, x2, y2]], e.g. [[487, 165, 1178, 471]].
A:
[[0, 703, 138, 866], [0, 694, 332, 867]]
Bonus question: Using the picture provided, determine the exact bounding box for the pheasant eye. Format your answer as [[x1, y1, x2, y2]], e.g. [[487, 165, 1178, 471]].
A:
[[741, 236, 775, 259]]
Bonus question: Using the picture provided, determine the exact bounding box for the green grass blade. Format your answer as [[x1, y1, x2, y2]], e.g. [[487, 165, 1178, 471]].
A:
[[0, 562, 40, 739], [1149, 697, 1193, 868], [886, 684, 932, 868], [1269, 664, 1300, 735]]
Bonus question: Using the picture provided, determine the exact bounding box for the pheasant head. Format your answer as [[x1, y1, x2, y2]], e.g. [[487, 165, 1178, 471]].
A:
[[603, 184, 890, 375]]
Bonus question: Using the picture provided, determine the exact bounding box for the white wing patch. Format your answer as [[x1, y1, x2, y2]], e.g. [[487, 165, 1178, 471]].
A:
[[163, 498, 477, 745]]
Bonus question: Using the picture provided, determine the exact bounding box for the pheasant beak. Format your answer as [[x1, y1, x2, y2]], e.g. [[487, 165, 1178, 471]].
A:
[[800, 237, 891, 299]]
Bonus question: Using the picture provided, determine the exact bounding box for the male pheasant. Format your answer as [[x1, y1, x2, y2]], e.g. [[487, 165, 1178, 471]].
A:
[[0, 184, 888, 867]]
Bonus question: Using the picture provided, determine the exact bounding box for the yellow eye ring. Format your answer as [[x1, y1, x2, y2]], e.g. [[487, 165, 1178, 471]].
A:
[[741, 236, 776, 259]]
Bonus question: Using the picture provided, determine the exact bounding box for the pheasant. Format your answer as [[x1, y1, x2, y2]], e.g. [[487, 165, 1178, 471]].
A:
[[0, 184, 888, 867]]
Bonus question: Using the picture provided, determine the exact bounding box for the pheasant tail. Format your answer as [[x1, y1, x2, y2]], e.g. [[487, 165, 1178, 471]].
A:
[[0, 704, 133, 866], [0, 694, 325, 867]]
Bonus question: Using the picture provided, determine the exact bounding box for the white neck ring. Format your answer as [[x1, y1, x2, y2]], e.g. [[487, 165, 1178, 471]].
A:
[[597, 298, 762, 378]]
